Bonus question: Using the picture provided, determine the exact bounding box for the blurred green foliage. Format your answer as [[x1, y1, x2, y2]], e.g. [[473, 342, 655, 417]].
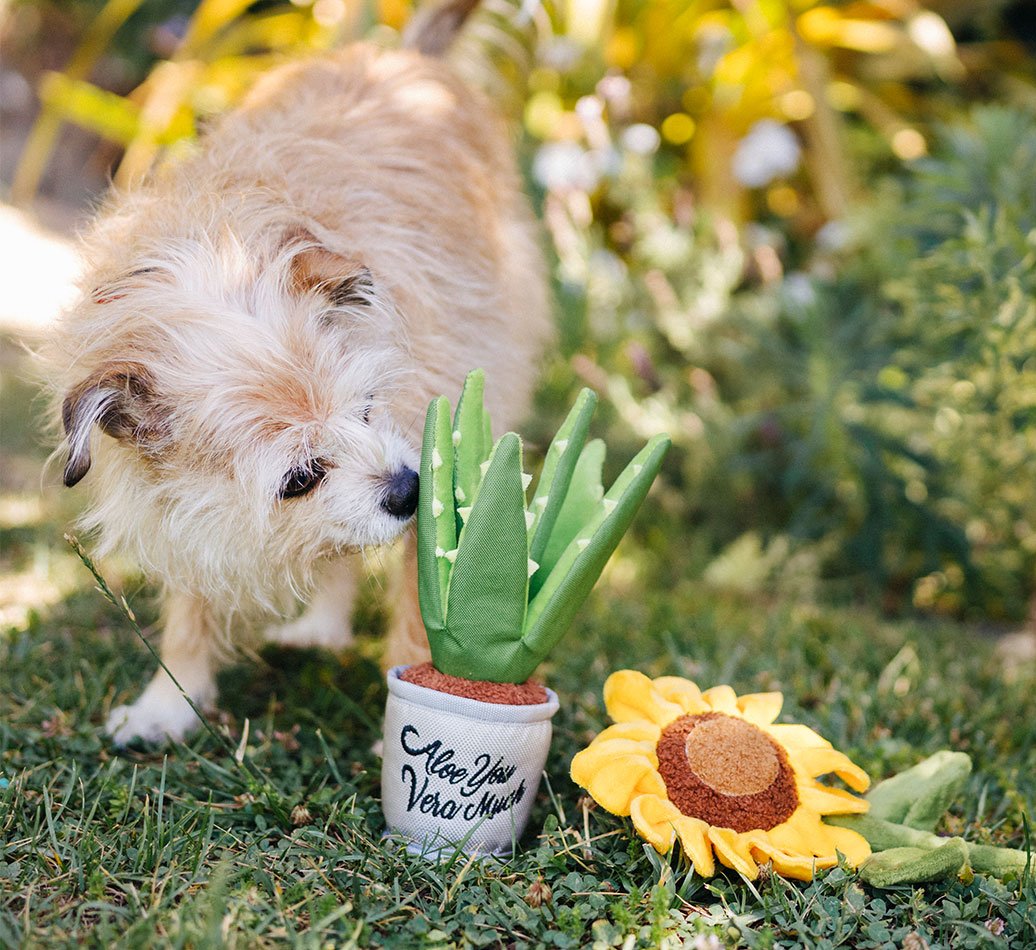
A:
[[10, 0, 1036, 617], [573, 105, 1036, 620]]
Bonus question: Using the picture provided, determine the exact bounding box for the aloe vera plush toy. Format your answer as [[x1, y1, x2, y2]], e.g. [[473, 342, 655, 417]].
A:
[[381, 370, 670, 855]]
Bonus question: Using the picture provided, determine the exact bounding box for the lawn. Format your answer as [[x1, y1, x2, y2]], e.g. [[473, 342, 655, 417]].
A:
[[1, 335, 1034, 949]]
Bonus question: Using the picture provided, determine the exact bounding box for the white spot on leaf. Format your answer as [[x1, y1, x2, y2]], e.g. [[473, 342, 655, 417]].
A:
[[458, 506, 473, 522], [576, 538, 590, 551], [524, 510, 535, 529], [431, 448, 443, 470], [432, 498, 444, 517], [602, 498, 617, 515], [452, 430, 461, 446], [527, 559, 539, 577]]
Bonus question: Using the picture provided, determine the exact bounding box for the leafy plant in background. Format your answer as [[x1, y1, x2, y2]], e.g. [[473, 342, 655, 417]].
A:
[[418, 370, 669, 682], [664, 106, 1036, 620], [861, 105, 1036, 617], [536, 100, 1036, 621]]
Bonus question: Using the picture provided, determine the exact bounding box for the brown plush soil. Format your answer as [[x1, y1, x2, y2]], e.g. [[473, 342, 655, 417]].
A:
[[655, 712, 799, 832], [400, 662, 548, 705]]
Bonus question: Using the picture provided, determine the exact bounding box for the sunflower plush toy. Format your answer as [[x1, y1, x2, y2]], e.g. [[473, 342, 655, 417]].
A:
[[572, 671, 1033, 886], [571, 671, 871, 881]]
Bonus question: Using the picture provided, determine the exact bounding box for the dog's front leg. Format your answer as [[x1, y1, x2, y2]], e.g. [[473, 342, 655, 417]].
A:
[[383, 529, 431, 670], [105, 591, 218, 745]]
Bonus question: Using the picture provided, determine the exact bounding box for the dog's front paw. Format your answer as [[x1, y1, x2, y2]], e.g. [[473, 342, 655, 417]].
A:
[[105, 685, 206, 746]]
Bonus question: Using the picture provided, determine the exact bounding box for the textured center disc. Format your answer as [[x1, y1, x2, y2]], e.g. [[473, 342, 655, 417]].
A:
[[683, 716, 779, 796], [655, 713, 799, 832]]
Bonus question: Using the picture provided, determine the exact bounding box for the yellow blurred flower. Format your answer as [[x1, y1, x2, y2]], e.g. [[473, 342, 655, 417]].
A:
[[571, 671, 871, 881]]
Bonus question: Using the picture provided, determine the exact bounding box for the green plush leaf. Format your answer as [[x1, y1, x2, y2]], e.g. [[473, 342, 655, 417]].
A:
[[452, 369, 488, 515], [481, 404, 493, 459], [864, 751, 972, 831], [528, 389, 597, 566], [417, 396, 456, 637], [519, 435, 671, 678], [535, 439, 605, 591], [830, 811, 1034, 883], [968, 843, 1033, 879], [827, 814, 940, 852], [436, 433, 529, 679], [859, 839, 969, 888]]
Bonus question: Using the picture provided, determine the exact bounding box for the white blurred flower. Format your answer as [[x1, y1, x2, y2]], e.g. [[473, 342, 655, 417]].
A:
[[693, 935, 722, 950], [621, 123, 661, 156], [816, 219, 850, 252], [533, 142, 599, 192], [540, 37, 582, 71], [732, 119, 801, 188], [597, 74, 632, 106], [575, 95, 604, 122], [783, 272, 817, 309]]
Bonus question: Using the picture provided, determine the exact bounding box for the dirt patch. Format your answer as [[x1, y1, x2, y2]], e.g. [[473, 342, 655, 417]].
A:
[[400, 662, 548, 705]]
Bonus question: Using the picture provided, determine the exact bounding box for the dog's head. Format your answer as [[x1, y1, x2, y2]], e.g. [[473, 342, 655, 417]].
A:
[[57, 227, 419, 607]]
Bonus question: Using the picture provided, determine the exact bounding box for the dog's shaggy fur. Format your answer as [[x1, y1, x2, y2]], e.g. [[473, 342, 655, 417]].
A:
[[47, 16, 550, 743]]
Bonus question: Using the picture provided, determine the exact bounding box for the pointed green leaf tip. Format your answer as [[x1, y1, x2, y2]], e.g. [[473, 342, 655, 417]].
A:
[[416, 370, 671, 683]]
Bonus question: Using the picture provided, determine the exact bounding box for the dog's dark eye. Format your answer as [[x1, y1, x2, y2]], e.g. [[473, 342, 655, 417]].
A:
[[279, 460, 328, 499], [361, 395, 374, 425]]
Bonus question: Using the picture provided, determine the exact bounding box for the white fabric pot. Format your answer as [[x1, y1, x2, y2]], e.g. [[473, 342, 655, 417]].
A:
[[381, 666, 560, 856]]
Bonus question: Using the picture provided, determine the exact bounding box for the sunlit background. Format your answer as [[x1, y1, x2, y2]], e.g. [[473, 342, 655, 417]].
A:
[[1, 0, 1035, 646]]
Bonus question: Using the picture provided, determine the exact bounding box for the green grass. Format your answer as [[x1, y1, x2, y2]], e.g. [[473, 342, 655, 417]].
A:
[[2, 336, 1035, 948]]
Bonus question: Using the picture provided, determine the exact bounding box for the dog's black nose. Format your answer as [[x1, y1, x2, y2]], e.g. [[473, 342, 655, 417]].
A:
[[382, 466, 419, 519]]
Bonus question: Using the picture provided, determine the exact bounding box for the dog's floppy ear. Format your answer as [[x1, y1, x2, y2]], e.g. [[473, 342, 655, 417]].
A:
[[61, 364, 162, 487], [287, 231, 374, 308]]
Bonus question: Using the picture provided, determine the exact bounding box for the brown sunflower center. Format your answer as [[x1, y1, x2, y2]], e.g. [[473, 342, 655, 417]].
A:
[[655, 713, 798, 833]]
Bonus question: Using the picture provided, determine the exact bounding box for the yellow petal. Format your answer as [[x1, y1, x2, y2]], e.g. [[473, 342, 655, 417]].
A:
[[798, 783, 869, 816], [765, 723, 832, 751], [765, 815, 818, 857], [630, 794, 680, 853], [604, 670, 684, 727], [673, 816, 716, 877], [574, 737, 659, 773], [701, 685, 739, 715], [652, 676, 708, 715], [746, 834, 823, 882], [784, 809, 850, 859], [736, 691, 783, 725], [794, 747, 870, 792], [571, 752, 665, 815], [592, 721, 663, 745], [707, 827, 758, 879], [822, 824, 871, 868]]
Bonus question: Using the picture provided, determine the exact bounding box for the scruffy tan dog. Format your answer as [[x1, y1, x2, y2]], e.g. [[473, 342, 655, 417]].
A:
[[47, 0, 550, 744]]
